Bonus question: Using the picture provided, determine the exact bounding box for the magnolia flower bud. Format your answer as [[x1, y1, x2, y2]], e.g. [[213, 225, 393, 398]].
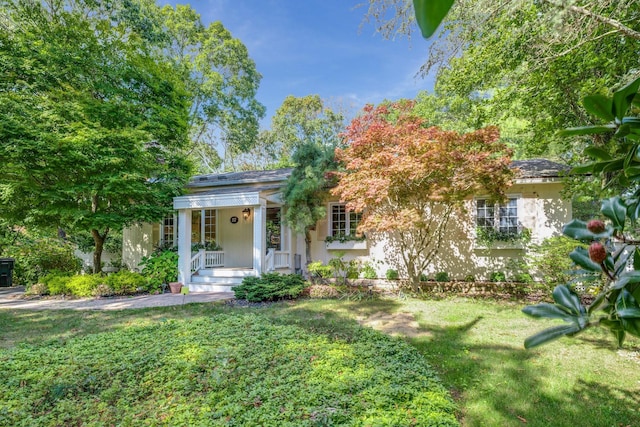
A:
[[588, 242, 607, 264], [586, 220, 606, 234]]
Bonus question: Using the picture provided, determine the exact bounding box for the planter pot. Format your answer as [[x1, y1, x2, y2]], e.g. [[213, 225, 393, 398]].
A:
[[168, 282, 183, 294]]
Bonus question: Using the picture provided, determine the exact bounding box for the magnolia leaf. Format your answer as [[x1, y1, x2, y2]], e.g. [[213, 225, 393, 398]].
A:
[[583, 95, 614, 121], [587, 291, 607, 315], [569, 247, 602, 272], [583, 146, 612, 161], [613, 271, 640, 289], [524, 324, 582, 349], [559, 124, 617, 136], [562, 219, 612, 241], [612, 77, 640, 121], [616, 288, 640, 318], [601, 197, 627, 230], [413, 0, 454, 38], [602, 158, 625, 173], [552, 285, 585, 315], [570, 164, 596, 174], [600, 318, 626, 346], [522, 303, 573, 321], [616, 123, 631, 138]]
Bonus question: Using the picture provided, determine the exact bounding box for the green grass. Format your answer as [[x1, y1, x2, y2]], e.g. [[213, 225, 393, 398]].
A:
[[0, 296, 638, 426]]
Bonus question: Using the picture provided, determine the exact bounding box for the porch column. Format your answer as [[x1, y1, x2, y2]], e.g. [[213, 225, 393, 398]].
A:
[[177, 209, 192, 286], [252, 200, 266, 273]]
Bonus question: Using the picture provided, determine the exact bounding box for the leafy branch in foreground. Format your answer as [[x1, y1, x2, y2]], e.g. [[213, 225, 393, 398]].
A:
[[523, 77, 640, 348]]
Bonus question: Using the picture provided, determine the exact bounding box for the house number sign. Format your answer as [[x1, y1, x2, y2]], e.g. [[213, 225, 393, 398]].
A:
[[230, 216, 239, 224]]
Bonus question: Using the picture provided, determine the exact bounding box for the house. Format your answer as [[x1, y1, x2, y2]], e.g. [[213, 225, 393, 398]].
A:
[[121, 159, 571, 291]]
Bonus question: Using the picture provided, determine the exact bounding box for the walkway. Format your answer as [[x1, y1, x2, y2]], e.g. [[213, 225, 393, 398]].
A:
[[0, 287, 234, 310]]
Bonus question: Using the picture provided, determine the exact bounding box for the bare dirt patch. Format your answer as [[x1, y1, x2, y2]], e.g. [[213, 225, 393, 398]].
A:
[[357, 311, 431, 338]]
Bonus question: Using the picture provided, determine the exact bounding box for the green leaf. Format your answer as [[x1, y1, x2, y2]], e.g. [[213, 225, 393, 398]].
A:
[[582, 94, 614, 121], [600, 318, 626, 346], [612, 77, 640, 121], [522, 303, 573, 322], [583, 146, 612, 161], [616, 288, 640, 318], [569, 247, 602, 272], [570, 164, 596, 174], [562, 219, 612, 241], [602, 158, 625, 173], [601, 197, 627, 230], [616, 123, 631, 137], [559, 124, 616, 136], [587, 291, 607, 315], [552, 285, 585, 315], [412, 0, 454, 38], [524, 324, 582, 349]]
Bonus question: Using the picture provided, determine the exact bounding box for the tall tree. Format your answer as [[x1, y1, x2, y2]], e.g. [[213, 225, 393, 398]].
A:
[[363, 0, 640, 160], [0, 0, 191, 272], [278, 96, 345, 265], [332, 101, 514, 289], [261, 95, 345, 167]]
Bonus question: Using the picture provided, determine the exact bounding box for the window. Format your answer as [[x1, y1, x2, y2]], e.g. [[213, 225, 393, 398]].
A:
[[203, 209, 216, 243], [476, 197, 520, 238], [162, 215, 176, 247], [330, 204, 362, 238]]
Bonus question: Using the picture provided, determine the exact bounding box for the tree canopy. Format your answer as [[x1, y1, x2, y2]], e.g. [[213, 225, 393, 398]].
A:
[[0, 0, 192, 271], [332, 100, 514, 287]]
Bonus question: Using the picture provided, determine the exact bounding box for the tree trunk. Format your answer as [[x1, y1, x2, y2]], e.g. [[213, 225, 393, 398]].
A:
[[304, 227, 312, 268], [91, 228, 109, 274]]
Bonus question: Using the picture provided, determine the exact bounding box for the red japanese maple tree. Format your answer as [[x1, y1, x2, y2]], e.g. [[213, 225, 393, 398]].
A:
[[332, 101, 514, 288]]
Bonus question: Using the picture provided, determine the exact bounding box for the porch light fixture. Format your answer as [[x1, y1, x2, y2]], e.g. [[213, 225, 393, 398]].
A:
[[242, 208, 251, 220]]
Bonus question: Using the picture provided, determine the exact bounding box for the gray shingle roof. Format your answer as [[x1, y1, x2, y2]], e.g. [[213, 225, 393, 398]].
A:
[[511, 159, 569, 179], [188, 168, 293, 188]]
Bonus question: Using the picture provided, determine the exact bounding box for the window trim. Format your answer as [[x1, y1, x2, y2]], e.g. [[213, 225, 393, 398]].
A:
[[473, 195, 525, 248], [328, 202, 363, 240]]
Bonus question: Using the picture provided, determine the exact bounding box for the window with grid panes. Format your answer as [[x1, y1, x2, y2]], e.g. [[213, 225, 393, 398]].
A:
[[476, 198, 519, 235], [330, 204, 362, 238]]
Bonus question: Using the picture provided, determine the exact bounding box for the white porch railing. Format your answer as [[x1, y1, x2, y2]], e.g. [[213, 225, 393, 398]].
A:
[[191, 249, 225, 273], [274, 251, 290, 268], [265, 249, 290, 272]]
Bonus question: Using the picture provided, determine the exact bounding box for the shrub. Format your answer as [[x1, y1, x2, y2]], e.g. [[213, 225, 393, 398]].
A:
[[385, 269, 399, 280], [233, 273, 306, 302], [361, 263, 377, 279], [420, 273, 429, 282], [435, 272, 450, 282], [66, 275, 103, 297], [5, 238, 80, 287], [305, 284, 340, 299], [93, 283, 114, 297], [106, 270, 146, 295], [464, 274, 475, 282], [25, 282, 49, 296], [514, 273, 533, 284], [140, 249, 178, 293], [307, 261, 332, 279], [528, 235, 585, 290], [489, 271, 506, 282], [40, 272, 73, 295]]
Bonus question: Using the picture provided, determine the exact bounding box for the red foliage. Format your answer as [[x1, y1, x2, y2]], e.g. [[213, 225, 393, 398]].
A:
[[332, 101, 514, 234]]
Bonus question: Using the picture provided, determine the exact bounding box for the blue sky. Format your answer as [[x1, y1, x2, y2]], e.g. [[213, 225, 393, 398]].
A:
[[167, 0, 435, 127]]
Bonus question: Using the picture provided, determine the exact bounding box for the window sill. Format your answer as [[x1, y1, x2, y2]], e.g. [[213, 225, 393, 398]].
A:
[[326, 240, 368, 250]]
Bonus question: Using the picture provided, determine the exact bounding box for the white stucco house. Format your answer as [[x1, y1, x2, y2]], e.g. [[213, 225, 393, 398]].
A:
[[122, 159, 572, 291]]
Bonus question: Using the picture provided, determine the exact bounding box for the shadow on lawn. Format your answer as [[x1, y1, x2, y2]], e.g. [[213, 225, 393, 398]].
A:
[[406, 315, 640, 427]]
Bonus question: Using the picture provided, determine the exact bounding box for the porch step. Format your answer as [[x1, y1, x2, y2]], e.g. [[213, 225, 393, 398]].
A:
[[188, 283, 237, 293], [190, 275, 244, 285], [197, 268, 256, 278]]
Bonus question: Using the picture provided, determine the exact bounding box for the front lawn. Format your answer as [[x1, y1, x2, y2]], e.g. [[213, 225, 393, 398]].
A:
[[0, 301, 456, 426], [0, 296, 638, 426]]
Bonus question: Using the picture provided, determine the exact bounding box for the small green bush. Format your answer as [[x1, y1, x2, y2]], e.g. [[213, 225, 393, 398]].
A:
[[514, 273, 533, 284], [464, 274, 475, 282], [66, 275, 103, 297], [435, 272, 450, 282], [386, 269, 399, 280], [233, 273, 306, 302], [361, 263, 377, 279], [25, 282, 49, 296], [6, 238, 80, 287], [40, 272, 73, 295], [489, 271, 506, 282], [140, 249, 178, 293], [308, 261, 332, 279], [420, 273, 429, 282], [106, 270, 146, 295], [528, 235, 585, 290]]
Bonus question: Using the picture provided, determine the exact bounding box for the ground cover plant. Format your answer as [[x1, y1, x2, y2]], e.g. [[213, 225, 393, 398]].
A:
[[0, 301, 457, 426], [1, 297, 638, 426]]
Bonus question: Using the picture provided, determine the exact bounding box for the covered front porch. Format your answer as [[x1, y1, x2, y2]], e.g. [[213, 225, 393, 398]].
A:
[[174, 189, 293, 291]]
